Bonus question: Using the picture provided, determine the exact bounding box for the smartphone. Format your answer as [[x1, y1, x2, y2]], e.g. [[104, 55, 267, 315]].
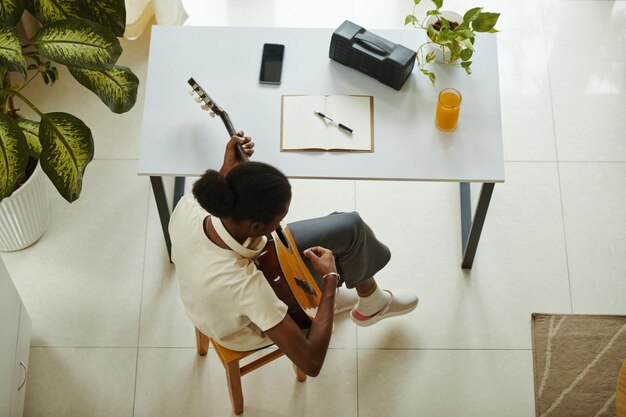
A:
[[259, 43, 285, 84]]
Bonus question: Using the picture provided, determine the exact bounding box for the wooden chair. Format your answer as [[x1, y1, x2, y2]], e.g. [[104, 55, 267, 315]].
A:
[[195, 327, 306, 414], [617, 358, 626, 417]]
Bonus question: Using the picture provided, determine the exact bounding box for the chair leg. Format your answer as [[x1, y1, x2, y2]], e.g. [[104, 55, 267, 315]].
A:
[[195, 328, 209, 356], [225, 361, 244, 415], [293, 363, 307, 382]]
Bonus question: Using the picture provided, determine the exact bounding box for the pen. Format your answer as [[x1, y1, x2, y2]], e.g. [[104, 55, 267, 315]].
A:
[[314, 111, 353, 134]]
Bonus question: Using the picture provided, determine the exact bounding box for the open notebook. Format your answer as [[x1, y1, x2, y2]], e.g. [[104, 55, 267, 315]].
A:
[[280, 95, 374, 152]]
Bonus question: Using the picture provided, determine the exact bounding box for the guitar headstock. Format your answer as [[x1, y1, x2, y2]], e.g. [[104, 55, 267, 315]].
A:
[[187, 77, 224, 119]]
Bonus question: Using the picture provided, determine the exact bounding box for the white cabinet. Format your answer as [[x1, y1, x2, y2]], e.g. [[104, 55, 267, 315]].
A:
[[0, 258, 31, 417]]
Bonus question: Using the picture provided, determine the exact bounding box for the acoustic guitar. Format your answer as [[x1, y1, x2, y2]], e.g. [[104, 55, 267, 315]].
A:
[[187, 77, 320, 329]]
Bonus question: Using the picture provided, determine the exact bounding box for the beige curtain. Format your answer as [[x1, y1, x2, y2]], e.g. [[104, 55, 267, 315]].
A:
[[125, 0, 188, 39]]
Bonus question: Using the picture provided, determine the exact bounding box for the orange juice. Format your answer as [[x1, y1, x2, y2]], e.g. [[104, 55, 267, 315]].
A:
[[435, 88, 462, 131]]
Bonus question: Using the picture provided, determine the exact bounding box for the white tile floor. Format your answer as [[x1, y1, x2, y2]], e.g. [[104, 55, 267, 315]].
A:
[[2, 0, 625, 416]]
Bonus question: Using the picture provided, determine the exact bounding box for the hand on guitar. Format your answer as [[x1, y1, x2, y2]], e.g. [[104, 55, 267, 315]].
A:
[[303, 246, 339, 288], [220, 131, 255, 175]]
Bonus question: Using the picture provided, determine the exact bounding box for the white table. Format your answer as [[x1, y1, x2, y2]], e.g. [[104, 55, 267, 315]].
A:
[[139, 25, 504, 268]]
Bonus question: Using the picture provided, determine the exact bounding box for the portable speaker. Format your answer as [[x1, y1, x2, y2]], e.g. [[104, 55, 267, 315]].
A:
[[329, 20, 416, 90]]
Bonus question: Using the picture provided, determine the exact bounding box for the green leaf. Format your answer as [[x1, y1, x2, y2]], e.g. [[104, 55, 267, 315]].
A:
[[472, 12, 500, 32], [426, 10, 441, 16], [427, 25, 437, 41], [68, 65, 139, 113], [0, 26, 27, 75], [460, 61, 472, 75], [0, 113, 29, 200], [460, 48, 473, 61], [32, 0, 86, 24], [461, 38, 474, 50], [16, 117, 42, 158], [404, 15, 418, 26], [47, 66, 58, 83], [38, 112, 94, 202], [420, 69, 436, 85], [0, 0, 26, 26], [425, 51, 436, 63], [449, 43, 461, 62], [463, 7, 483, 24], [456, 29, 475, 39], [414, 0, 421, 4], [34, 18, 122, 71], [84, 0, 126, 37], [436, 28, 455, 44], [431, 0, 443, 10]]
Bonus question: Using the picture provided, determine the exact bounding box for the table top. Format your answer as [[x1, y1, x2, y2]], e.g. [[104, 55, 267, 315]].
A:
[[139, 25, 504, 183]]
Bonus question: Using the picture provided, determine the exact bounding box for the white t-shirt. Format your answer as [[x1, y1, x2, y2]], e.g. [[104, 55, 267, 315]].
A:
[[169, 194, 288, 351]]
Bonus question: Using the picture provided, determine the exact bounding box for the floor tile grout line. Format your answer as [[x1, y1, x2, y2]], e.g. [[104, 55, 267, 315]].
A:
[[27, 345, 533, 351], [353, 178, 359, 417], [131, 183, 152, 417], [541, 0, 574, 314]]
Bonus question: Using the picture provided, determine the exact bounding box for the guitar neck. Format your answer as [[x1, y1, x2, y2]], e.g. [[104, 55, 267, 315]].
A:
[[187, 76, 249, 162], [220, 111, 249, 162]]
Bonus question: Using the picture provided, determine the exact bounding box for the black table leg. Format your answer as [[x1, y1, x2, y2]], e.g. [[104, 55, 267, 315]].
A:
[[150, 176, 172, 261], [460, 182, 495, 269], [173, 176, 186, 208]]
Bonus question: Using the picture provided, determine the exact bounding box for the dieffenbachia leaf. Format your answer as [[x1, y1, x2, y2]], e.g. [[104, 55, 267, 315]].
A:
[[16, 117, 42, 158], [0, 26, 26, 74], [34, 18, 122, 71], [0, 113, 28, 200], [31, 0, 84, 24], [0, 0, 26, 26], [39, 112, 94, 202], [68, 65, 138, 113], [85, 0, 126, 37]]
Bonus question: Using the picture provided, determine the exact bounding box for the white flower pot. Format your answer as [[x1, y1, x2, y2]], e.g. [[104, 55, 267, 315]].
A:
[[425, 11, 463, 64], [0, 162, 50, 251]]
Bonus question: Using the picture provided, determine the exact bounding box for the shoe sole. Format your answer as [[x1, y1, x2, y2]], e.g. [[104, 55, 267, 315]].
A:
[[350, 300, 418, 327]]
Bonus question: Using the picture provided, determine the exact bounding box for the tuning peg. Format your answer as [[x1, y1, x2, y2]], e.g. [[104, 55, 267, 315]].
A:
[[209, 112, 216, 118], [188, 90, 195, 96], [194, 97, 203, 103], [200, 104, 209, 111]]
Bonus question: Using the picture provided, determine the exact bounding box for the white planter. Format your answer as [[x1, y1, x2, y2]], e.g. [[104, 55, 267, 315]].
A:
[[425, 11, 463, 64], [0, 162, 50, 251]]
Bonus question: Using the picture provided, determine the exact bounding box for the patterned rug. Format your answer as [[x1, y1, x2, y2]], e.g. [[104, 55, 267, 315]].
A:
[[531, 313, 626, 417]]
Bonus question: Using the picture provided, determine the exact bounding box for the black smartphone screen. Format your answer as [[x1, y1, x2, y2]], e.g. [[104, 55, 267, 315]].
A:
[[259, 43, 285, 84]]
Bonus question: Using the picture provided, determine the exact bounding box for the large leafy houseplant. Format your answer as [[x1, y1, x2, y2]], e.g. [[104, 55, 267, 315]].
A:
[[405, 0, 500, 84], [0, 0, 138, 203]]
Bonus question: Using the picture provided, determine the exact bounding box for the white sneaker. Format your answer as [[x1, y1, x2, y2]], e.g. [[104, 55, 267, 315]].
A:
[[350, 289, 418, 327], [334, 287, 359, 314]]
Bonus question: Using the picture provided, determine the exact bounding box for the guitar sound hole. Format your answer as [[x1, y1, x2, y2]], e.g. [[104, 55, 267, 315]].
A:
[[295, 278, 317, 297]]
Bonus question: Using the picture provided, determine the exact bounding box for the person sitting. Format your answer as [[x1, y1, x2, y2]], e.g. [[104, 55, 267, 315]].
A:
[[169, 132, 418, 376]]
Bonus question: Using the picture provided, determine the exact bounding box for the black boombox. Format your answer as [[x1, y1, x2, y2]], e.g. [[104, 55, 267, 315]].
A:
[[329, 20, 416, 90]]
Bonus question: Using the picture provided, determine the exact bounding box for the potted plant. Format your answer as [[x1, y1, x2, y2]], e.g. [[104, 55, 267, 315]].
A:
[[404, 0, 500, 84], [0, 0, 139, 250]]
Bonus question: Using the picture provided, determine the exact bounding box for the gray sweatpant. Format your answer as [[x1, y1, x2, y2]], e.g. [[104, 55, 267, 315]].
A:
[[288, 212, 391, 290]]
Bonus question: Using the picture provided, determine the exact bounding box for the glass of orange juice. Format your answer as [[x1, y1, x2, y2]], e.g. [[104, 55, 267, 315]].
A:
[[435, 88, 462, 132]]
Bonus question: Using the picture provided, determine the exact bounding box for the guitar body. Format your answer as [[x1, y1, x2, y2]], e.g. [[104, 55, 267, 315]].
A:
[[187, 77, 321, 329], [254, 226, 320, 329]]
